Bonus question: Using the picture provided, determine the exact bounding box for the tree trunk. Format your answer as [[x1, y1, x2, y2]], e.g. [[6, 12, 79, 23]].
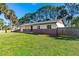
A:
[[5, 29, 7, 33]]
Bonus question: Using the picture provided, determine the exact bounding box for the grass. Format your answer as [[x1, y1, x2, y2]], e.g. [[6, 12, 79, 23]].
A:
[[0, 32, 79, 56]]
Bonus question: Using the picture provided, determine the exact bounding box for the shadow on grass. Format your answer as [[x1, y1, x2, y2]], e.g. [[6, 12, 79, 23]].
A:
[[14, 32, 44, 35], [13, 32, 79, 41], [49, 35, 79, 40]]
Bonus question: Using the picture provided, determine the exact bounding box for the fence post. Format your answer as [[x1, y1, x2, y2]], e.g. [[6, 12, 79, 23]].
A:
[[62, 28, 63, 35], [56, 27, 58, 36]]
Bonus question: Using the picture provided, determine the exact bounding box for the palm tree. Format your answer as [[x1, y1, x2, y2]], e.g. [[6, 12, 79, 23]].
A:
[[3, 25, 10, 33], [0, 18, 9, 33], [0, 3, 6, 12], [5, 9, 16, 22], [0, 18, 4, 30], [0, 3, 17, 24]]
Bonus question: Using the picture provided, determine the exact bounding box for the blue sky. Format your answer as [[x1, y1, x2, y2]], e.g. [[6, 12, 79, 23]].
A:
[[0, 3, 64, 25], [6, 3, 64, 18]]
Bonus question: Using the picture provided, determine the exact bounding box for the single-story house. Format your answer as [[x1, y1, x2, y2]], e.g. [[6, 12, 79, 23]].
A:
[[19, 19, 65, 35]]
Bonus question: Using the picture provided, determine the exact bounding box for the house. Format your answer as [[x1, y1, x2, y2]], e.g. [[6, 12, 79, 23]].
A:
[[19, 19, 65, 35]]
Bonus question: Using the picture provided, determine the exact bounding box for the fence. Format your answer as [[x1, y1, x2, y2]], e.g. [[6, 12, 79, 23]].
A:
[[57, 27, 79, 36], [15, 27, 79, 36]]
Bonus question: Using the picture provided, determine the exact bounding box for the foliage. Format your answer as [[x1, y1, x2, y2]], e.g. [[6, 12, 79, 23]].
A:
[[0, 18, 4, 30], [65, 3, 79, 16], [64, 3, 79, 26], [0, 3, 18, 24], [18, 3, 79, 27], [0, 18, 4, 26], [58, 7, 67, 18], [19, 5, 68, 24], [72, 16, 79, 27], [3, 25, 10, 33]]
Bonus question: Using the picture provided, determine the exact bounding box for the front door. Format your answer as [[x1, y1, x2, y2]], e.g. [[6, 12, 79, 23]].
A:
[[30, 25, 33, 32]]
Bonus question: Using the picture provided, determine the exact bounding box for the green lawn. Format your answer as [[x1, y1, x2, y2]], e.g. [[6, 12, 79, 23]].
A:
[[0, 32, 79, 56]]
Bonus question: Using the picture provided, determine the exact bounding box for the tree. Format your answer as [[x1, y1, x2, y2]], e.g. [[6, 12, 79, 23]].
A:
[[0, 18, 4, 30], [59, 7, 67, 18], [0, 3, 18, 32], [19, 5, 68, 24], [0, 3, 17, 24], [50, 6, 57, 19], [0, 18, 10, 33], [3, 25, 10, 33], [37, 6, 51, 21], [72, 16, 79, 27], [65, 3, 79, 16], [19, 13, 35, 24], [65, 3, 79, 26]]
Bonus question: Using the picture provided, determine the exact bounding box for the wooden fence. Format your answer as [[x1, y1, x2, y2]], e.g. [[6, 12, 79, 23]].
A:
[[57, 27, 79, 36], [14, 27, 79, 36]]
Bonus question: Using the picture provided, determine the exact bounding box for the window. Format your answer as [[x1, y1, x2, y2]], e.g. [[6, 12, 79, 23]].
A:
[[47, 25, 51, 29], [37, 26, 40, 29]]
